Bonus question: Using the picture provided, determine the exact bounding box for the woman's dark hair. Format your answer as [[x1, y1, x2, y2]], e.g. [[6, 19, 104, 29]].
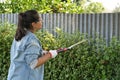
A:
[[15, 10, 40, 41]]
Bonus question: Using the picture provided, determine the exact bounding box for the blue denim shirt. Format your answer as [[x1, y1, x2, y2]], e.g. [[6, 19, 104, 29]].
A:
[[7, 31, 44, 80]]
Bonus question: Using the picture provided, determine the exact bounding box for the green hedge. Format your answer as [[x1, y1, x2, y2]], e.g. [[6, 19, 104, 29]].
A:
[[0, 23, 15, 80], [0, 23, 120, 80]]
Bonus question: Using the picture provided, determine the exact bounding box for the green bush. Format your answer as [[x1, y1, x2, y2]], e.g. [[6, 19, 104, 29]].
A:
[[0, 24, 120, 80], [0, 0, 104, 13], [37, 28, 120, 80], [0, 23, 16, 80]]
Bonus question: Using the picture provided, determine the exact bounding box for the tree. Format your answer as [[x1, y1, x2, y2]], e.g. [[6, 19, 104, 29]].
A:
[[85, 2, 105, 13], [0, 0, 105, 13], [113, 4, 120, 12], [70, 0, 105, 13]]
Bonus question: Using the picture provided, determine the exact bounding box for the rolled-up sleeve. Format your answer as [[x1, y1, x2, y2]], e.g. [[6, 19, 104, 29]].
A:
[[24, 39, 42, 68]]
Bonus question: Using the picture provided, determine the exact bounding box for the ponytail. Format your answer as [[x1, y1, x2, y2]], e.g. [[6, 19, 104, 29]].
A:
[[15, 13, 27, 41]]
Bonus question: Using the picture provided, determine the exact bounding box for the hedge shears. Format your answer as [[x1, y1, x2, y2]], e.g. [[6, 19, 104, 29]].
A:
[[57, 39, 87, 53]]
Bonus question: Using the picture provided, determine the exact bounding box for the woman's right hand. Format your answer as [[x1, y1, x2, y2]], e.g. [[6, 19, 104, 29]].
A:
[[49, 50, 58, 58]]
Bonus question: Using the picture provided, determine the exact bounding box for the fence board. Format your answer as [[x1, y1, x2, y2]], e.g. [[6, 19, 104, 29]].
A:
[[0, 13, 120, 44]]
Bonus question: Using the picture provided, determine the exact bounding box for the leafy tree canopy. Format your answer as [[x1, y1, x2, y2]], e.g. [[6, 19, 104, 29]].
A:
[[0, 0, 105, 13]]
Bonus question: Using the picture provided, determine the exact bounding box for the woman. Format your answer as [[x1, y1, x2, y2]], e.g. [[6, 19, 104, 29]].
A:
[[7, 10, 58, 80]]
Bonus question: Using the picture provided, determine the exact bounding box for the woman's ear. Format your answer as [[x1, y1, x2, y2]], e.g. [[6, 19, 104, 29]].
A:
[[32, 22, 36, 27]]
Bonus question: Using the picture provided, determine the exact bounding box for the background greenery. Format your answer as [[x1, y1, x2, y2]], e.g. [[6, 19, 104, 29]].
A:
[[0, 0, 104, 13], [0, 0, 119, 80], [0, 23, 120, 80]]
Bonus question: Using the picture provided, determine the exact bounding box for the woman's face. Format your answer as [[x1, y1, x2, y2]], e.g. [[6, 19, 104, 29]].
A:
[[32, 18, 43, 32]]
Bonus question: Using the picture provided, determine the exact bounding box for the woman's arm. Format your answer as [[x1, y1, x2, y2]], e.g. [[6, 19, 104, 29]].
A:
[[35, 52, 51, 68], [34, 50, 57, 69]]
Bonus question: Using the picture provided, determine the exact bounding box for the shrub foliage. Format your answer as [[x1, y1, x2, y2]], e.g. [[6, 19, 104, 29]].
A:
[[0, 0, 104, 13], [0, 24, 120, 80]]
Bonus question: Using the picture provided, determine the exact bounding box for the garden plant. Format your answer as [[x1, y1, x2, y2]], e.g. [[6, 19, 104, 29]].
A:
[[0, 23, 120, 80]]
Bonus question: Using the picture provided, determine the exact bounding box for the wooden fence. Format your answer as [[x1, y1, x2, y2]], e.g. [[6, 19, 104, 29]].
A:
[[0, 13, 120, 44]]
